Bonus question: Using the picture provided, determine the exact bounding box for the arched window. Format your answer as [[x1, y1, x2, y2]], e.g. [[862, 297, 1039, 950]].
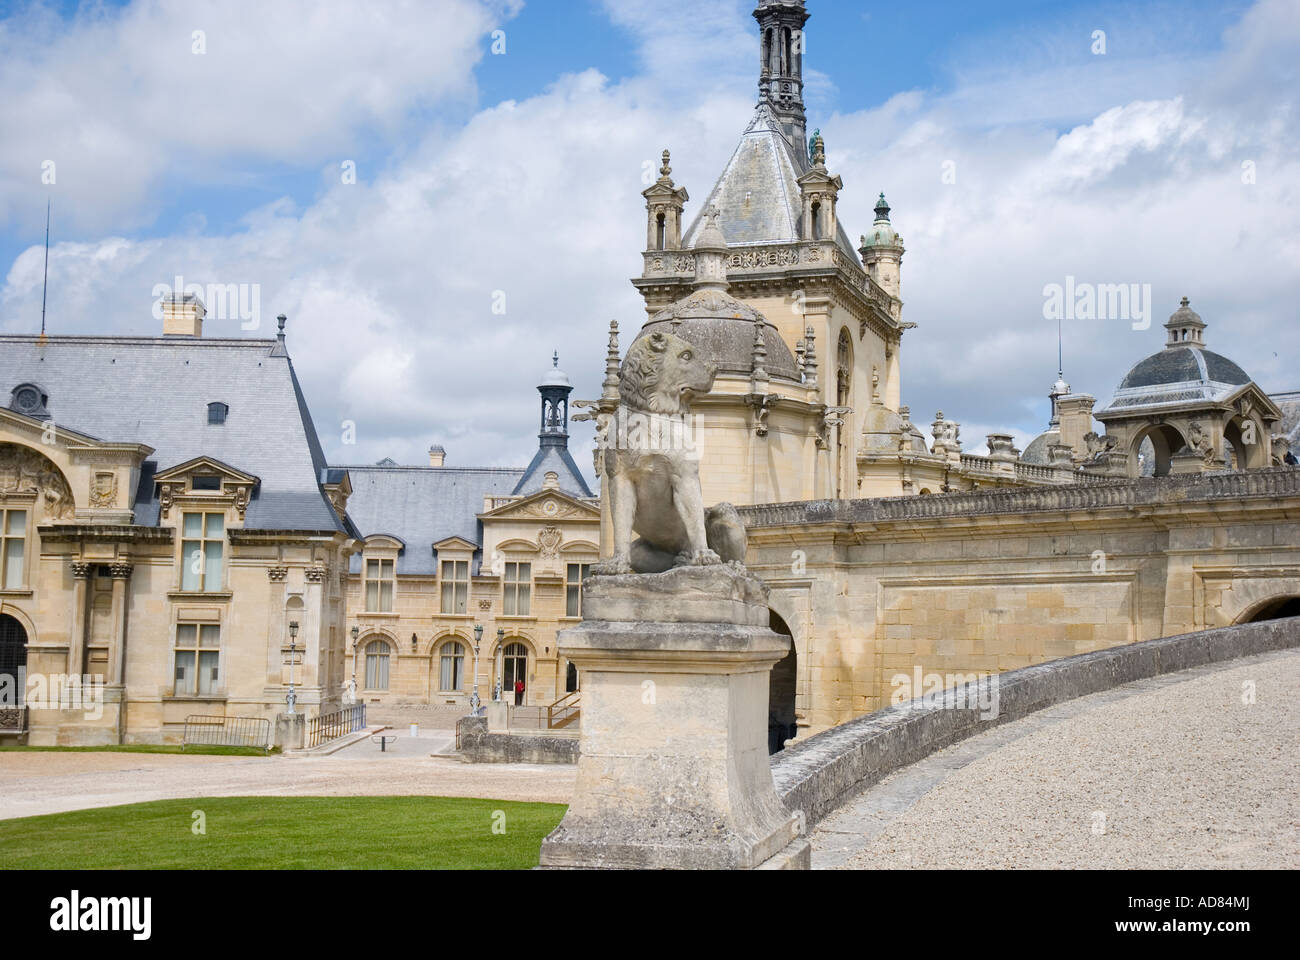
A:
[[364, 640, 390, 690], [501, 642, 528, 700], [656, 212, 666, 250], [784, 28, 792, 77], [810, 202, 821, 240], [764, 28, 774, 73], [0, 614, 27, 678], [439, 641, 465, 691]]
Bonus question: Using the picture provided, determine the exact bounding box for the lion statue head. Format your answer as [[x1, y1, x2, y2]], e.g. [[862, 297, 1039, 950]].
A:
[[620, 331, 717, 415]]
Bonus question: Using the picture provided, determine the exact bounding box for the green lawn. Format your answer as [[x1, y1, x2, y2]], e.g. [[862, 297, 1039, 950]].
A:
[[0, 796, 567, 869], [0, 744, 273, 756]]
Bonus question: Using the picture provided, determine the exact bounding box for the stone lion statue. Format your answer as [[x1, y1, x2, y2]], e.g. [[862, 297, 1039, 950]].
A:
[[593, 330, 748, 575]]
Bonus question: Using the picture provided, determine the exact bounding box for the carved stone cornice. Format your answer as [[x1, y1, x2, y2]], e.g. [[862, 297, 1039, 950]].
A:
[[267, 566, 289, 582]]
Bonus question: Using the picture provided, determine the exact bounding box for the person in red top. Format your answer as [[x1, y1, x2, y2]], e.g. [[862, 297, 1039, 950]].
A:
[[514, 679, 524, 706]]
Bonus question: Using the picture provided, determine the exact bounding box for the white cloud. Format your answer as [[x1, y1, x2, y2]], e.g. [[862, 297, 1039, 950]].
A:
[[2, 0, 1298, 483]]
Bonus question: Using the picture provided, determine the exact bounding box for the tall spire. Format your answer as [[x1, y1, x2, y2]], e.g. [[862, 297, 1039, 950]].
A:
[[754, 0, 810, 160]]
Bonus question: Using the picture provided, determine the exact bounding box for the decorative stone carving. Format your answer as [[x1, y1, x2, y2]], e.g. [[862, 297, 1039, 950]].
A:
[[538, 526, 562, 559], [90, 472, 117, 509], [159, 483, 175, 520], [234, 485, 250, 520], [267, 566, 289, 582], [304, 564, 327, 584], [70, 561, 92, 579], [0, 443, 74, 521], [107, 562, 134, 580], [1083, 431, 1117, 461], [594, 330, 747, 575], [478, 599, 492, 611]]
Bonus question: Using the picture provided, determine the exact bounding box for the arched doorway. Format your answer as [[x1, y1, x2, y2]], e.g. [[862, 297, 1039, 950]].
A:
[[768, 611, 797, 755], [1239, 596, 1300, 622], [1129, 424, 1186, 477], [499, 641, 529, 704], [0, 613, 26, 680]]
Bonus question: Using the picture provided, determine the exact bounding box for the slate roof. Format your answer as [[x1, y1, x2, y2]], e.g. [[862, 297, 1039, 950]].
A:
[[512, 444, 593, 498], [0, 335, 349, 533], [1099, 346, 1257, 416], [681, 102, 861, 266], [340, 464, 525, 575]]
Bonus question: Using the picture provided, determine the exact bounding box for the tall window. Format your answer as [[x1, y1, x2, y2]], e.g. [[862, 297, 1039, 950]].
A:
[[364, 558, 394, 612], [439, 641, 465, 691], [501, 642, 528, 697], [180, 512, 224, 592], [566, 562, 592, 618], [1, 509, 25, 590], [364, 640, 390, 690], [440, 560, 468, 614], [503, 562, 531, 616], [175, 624, 220, 695]]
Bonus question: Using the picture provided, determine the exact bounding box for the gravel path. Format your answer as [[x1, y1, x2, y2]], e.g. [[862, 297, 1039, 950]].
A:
[[0, 742, 576, 820], [817, 650, 1300, 869]]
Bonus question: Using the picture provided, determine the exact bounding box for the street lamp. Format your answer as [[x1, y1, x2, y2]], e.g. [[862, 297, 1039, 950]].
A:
[[470, 624, 483, 715], [287, 620, 299, 715], [497, 627, 505, 703], [349, 625, 360, 704]]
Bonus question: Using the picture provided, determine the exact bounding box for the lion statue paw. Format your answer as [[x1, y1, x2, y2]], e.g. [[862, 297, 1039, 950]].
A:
[[591, 554, 633, 576]]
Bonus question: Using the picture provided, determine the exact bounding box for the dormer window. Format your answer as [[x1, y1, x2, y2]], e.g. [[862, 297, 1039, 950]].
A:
[[207, 402, 228, 425], [9, 383, 49, 419]]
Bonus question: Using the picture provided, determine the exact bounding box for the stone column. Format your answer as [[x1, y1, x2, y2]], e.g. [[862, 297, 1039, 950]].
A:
[[107, 562, 133, 684], [68, 562, 91, 676], [539, 565, 809, 869]]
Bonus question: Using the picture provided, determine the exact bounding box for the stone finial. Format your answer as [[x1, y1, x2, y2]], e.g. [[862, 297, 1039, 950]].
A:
[[659, 149, 672, 180], [803, 325, 818, 390], [750, 320, 769, 386], [601, 320, 621, 405]]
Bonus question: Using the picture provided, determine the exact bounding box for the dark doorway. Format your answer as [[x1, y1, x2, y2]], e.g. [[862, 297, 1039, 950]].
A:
[[565, 661, 578, 693], [0, 614, 26, 681], [1243, 597, 1300, 622], [768, 611, 797, 755]]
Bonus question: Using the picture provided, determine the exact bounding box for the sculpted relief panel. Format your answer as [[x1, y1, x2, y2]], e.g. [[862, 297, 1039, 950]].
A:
[[0, 443, 75, 520]]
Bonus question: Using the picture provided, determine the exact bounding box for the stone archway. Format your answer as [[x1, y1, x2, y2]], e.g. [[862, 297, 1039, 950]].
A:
[[1128, 424, 1187, 477], [0, 613, 27, 680], [768, 610, 797, 754], [1237, 595, 1300, 623]]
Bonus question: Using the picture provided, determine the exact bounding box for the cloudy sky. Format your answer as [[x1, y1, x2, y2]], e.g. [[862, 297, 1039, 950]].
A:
[[2, 0, 1297, 483]]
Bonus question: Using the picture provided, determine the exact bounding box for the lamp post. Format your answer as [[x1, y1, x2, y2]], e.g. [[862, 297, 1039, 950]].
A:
[[287, 620, 299, 715], [497, 627, 506, 703], [349, 625, 359, 704], [470, 624, 483, 715]]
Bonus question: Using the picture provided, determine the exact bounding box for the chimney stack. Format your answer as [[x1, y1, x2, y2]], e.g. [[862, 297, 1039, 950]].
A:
[[163, 293, 205, 337], [428, 444, 446, 468]]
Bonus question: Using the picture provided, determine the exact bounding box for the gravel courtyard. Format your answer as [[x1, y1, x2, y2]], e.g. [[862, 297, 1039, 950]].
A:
[[814, 649, 1300, 869], [0, 737, 577, 821]]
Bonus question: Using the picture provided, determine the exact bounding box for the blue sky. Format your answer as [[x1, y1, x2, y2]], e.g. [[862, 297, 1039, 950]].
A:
[[1, 0, 1296, 473]]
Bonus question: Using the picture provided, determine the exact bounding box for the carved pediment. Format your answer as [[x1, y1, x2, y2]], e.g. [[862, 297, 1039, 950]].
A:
[[479, 490, 600, 522], [154, 455, 260, 520], [0, 442, 74, 521]]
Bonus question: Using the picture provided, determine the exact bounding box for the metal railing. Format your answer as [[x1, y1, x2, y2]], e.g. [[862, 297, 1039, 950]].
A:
[[183, 715, 271, 752], [547, 691, 581, 729], [306, 703, 366, 748]]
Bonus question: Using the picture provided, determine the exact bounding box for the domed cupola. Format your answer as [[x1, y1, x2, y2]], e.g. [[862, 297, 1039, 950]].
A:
[[636, 206, 801, 382]]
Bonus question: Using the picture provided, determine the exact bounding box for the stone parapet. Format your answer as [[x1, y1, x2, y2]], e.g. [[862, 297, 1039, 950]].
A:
[[770, 615, 1300, 829]]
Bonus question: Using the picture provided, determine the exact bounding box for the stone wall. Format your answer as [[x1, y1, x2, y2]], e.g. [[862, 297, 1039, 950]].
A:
[[742, 467, 1300, 739], [770, 615, 1300, 828], [455, 714, 579, 764]]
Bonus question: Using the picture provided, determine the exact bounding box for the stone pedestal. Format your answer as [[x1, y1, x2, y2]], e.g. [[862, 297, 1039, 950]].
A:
[[276, 712, 305, 750], [539, 565, 809, 869]]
